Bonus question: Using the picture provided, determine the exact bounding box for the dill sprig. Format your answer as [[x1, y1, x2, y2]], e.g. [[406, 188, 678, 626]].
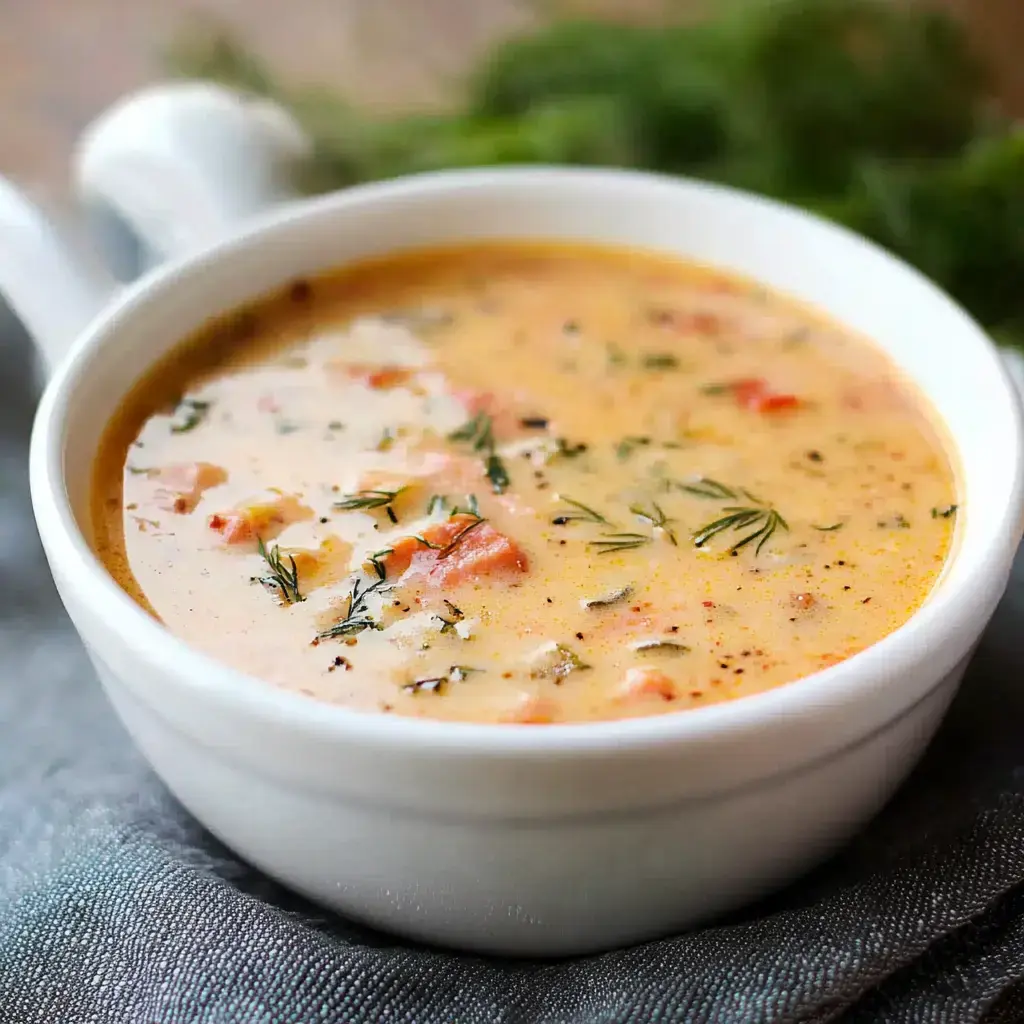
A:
[[676, 476, 737, 500], [413, 515, 488, 557], [257, 537, 304, 604], [588, 532, 651, 555], [629, 501, 678, 545], [317, 573, 392, 640], [334, 487, 405, 512], [551, 496, 611, 526], [693, 505, 789, 555], [448, 412, 510, 494]]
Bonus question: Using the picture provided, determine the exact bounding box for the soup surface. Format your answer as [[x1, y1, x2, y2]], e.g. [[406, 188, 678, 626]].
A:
[[92, 242, 958, 724]]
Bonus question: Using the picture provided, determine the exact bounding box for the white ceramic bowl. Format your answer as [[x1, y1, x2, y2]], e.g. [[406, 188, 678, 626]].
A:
[[3, 85, 1023, 956]]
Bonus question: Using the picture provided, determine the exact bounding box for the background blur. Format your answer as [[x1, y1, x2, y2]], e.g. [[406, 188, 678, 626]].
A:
[[3, 0, 1023, 200]]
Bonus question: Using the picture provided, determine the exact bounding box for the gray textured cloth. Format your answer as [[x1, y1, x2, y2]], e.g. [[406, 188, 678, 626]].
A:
[[3, 314, 1024, 1024]]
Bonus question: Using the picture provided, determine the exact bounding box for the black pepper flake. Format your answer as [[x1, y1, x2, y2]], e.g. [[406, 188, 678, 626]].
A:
[[575, 632, 585, 641], [289, 278, 312, 303], [521, 417, 550, 430], [837, 560, 846, 566], [807, 450, 824, 462], [319, 517, 329, 524], [386, 506, 398, 525], [546, 597, 553, 604], [563, 320, 580, 335], [844, 586, 851, 591], [861, 597, 872, 604], [552, 516, 570, 526], [669, 625, 679, 633], [559, 539, 567, 546], [734, 668, 745, 675]]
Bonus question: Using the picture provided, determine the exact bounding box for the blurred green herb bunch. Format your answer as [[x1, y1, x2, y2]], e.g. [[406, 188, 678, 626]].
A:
[[169, 0, 1024, 347]]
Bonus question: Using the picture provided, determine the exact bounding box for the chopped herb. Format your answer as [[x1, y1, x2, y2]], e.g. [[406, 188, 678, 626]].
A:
[[551, 496, 611, 526], [630, 640, 691, 655], [699, 382, 732, 396], [169, 397, 212, 434], [125, 465, 150, 476], [581, 585, 633, 610], [676, 476, 737, 500], [693, 505, 789, 556], [327, 421, 345, 431], [386, 506, 398, 525], [436, 598, 466, 635], [606, 342, 627, 367], [275, 419, 301, 435], [642, 353, 679, 370], [484, 453, 510, 494], [563, 320, 580, 335], [589, 532, 651, 555], [376, 428, 395, 452], [403, 664, 481, 694], [553, 438, 588, 459], [317, 573, 391, 640], [529, 643, 591, 682], [615, 436, 652, 461], [806, 450, 824, 462], [334, 487, 406, 512], [629, 501, 678, 545], [813, 522, 844, 532], [426, 494, 447, 515], [257, 537, 304, 604], [931, 504, 958, 519], [449, 412, 510, 495], [877, 513, 911, 529]]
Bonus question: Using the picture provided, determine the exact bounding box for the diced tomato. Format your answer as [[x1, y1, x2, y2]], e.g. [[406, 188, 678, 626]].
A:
[[617, 667, 677, 702], [377, 513, 528, 587], [151, 462, 226, 514], [208, 494, 311, 545], [338, 364, 414, 390], [727, 378, 800, 414]]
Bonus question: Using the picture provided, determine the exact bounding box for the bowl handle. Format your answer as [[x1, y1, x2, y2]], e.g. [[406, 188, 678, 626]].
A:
[[0, 83, 310, 380], [74, 81, 310, 274]]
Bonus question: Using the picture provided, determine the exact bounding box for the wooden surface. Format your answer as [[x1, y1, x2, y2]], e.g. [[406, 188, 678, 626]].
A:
[[1, 0, 1022, 201]]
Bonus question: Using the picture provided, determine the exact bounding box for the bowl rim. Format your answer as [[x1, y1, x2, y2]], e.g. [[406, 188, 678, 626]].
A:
[[28, 165, 1024, 757]]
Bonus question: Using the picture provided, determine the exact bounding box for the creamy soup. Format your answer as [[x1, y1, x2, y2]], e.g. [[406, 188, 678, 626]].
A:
[[91, 243, 958, 724]]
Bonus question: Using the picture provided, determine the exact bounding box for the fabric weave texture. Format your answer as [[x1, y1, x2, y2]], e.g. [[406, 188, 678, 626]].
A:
[[2, 319, 1024, 1024]]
